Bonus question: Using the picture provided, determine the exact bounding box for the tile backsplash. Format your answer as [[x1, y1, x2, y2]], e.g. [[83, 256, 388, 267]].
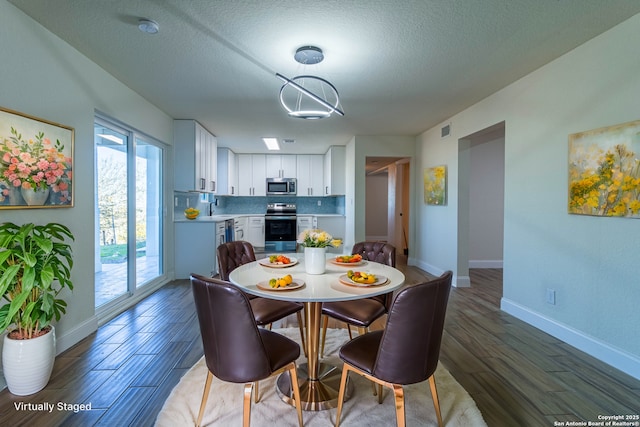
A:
[[174, 193, 344, 218]]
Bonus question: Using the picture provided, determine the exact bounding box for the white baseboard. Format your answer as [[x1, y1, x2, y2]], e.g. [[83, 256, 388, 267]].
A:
[[501, 298, 640, 381], [411, 259, 470, 287], [56, 316, 99, 355], [469, 259, 503, 268]]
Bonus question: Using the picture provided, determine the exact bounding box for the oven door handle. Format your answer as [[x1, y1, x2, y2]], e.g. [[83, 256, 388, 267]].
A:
[[265, 215, 297, 220]]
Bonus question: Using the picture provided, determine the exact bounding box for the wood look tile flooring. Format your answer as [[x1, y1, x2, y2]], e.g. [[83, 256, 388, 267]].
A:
[[1, 260, 638, 426]]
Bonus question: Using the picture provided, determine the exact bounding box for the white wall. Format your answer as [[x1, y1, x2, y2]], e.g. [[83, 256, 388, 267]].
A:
[[0, 2, 173, 357], [415, 13, 640, 378]]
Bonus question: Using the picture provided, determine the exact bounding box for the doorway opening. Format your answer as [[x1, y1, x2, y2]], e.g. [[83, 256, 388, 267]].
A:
[[365, 157, 411, 257], [457, 121, 505, 289]]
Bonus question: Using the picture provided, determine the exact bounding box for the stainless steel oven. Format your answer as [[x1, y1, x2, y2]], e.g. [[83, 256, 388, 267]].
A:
[[264, 203, 297, 252]]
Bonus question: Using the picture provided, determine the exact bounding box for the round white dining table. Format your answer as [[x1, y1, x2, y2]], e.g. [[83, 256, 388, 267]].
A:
[[228, 252, 406, 411]]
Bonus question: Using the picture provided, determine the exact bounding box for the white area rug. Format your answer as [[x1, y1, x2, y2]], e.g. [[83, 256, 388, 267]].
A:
[[156, 328, 486, 426]]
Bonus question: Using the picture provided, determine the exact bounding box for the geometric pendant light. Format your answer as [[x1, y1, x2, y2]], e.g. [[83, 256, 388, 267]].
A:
[[276, 46, 345, 119]]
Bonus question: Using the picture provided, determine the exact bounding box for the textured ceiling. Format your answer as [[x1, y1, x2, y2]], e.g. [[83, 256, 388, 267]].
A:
[[8, 0, 640, 154]]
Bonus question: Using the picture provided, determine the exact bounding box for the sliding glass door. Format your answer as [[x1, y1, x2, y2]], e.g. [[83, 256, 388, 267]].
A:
[[94, 117, 164, 310], [135, 138, 162, 288]]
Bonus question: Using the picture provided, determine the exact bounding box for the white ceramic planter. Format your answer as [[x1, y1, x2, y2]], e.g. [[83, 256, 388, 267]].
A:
[[2, 326, 56, 395], [304, 247, 327, 275]]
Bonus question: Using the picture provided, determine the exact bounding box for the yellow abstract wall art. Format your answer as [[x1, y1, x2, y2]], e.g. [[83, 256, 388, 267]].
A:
[[568, 119, 640, 218], [424, 165, 447, 205]]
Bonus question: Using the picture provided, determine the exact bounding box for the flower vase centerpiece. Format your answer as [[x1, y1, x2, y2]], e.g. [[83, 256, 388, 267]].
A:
[[297, 229, 342, 275], [0, 127, 72, 206]]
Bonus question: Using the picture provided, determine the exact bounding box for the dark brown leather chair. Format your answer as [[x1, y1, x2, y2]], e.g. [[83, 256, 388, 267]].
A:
[[216, 241, 306, 355], [334, 271, 453, 427], [320, 241, 396, 356], [190, 275, 303, 427]]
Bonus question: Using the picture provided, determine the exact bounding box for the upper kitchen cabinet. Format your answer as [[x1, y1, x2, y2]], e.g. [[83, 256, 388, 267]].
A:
[[324, 146, 346, 195], [296, 154, 324, 197], [237, 154, 266, 196], [216, 147, 237, 196], [265, 154, 297, 178], [174, 120, 217, 193]]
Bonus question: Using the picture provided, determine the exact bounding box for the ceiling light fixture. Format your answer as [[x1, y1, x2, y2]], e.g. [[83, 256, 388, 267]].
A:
[[138, 18, 159, 34], [262, 137, 280, 150], [276, 46, 344, 119]]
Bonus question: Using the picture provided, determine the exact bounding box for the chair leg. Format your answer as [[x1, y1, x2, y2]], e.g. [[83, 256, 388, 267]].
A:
[[243, 382, 254, 427], [254, 381, 260, 403], [392, 383, 406, 427], [377, 384, 384, 403], [196, 371, 213, 427], [320, 315, 329, 357], [287, 362, 304, 427], [335, 364, 352, 427], [296, 311, 307, 358], [429, 375, 443, 427]]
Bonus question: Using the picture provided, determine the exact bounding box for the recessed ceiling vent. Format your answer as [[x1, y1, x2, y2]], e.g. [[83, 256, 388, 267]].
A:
[[441, 123, 451, 138], [282, 139, 296, 144]]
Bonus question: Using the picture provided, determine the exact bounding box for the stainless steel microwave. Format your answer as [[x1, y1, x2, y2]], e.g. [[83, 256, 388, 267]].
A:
[[266, 178, 297, 195]]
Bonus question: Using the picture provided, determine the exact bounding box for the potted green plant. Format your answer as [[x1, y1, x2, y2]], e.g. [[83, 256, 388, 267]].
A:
[[0, 222, 74, 395]]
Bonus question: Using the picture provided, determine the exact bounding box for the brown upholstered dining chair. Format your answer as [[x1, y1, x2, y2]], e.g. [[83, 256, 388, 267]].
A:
[[320, 241, 396, 356], [190, 274, 304, 427], [216, 240, 306, 355], [334, 271, 453, 427]]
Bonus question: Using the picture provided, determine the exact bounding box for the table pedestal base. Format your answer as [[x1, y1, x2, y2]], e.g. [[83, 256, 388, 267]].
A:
[[276, 362, 352, 411]]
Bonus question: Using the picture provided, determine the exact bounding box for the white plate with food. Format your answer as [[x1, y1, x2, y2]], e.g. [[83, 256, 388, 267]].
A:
[[256, 279, 305, 291], [330, 254, 365, 266], [258, 255, 298, 268], [339, 273, 388, 287]]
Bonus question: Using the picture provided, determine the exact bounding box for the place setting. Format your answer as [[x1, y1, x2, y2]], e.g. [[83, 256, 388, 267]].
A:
[[256, 273, 305, 292], [258, 254, 299, 268]]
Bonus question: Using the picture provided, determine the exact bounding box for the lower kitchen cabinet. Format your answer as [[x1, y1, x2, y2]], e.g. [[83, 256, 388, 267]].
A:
[[175, 222, 217, 279], [246, 216, 265, 248]]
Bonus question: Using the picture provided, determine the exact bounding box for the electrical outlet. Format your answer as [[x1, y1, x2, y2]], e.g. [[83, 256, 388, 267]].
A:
[[317, 200, 321, 206], [546, 288, 556, 305]]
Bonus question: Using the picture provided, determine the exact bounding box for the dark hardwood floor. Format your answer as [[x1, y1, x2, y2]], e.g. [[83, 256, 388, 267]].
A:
[[1, 260, 638, 426]]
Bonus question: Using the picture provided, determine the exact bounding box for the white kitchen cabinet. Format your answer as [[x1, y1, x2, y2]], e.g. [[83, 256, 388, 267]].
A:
[[323, 146, 346, 195], [234, 216, 248, 241], [296, 215, 316, 236], [317, 216, 346, 253], [247, 216, 265, 248], [296, 155, 324, 196], [175, 222, 217, 279], [237, 154, 266, 196], [216, 147, 237, 196], [174, 120, 217, 193], [265, 154, 297, 178]]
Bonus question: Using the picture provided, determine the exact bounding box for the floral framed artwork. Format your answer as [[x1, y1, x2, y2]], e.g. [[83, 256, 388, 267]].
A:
[[424, 165, 447, 205], [568, 119, 640, 218], [0, 107, 74, 209]]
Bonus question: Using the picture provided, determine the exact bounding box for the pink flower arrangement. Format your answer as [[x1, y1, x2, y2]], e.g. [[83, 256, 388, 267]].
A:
[[0, 127, 72, 203]]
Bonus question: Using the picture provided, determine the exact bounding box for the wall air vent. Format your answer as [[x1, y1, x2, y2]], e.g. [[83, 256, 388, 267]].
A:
[[282, 139, 296, 144], [441, 123, 451, 138]]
